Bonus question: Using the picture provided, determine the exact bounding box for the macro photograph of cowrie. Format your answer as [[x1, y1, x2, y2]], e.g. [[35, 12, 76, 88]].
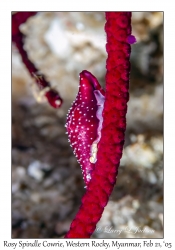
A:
[[12, 11, 163, 239]]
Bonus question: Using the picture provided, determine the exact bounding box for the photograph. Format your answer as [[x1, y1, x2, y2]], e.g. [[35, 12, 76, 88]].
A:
[[12, 11, 163, 239]]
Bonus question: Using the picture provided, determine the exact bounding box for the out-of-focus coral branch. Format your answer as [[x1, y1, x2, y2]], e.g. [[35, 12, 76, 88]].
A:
[[65, 12, 132, 238], [12, 12, 63, 108]]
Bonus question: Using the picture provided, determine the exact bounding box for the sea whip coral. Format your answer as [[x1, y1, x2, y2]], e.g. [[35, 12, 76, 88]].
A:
[[65, 12, 133, 238], [12, 12, 63, 108]]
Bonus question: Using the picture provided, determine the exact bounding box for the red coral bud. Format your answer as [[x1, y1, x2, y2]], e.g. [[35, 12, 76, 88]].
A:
[[105, 18, 116, 33], [106, 51, 126, 70], [105, 109, 118, 125], [106, 68, 121, 83], [116, 143, 125, 154], [110, 153, 121, 165], [121, 70, 130, 81], [117, 60, 131, 71], [117, 117, 126, 129], [115, 98, 127, 111], [77, 208, 93, 224], [116, 14, 129, 28], [122, 43, 131, 55], [86, 223, 96, 234], [106, 37, 124, 52], [99, 191, 108, 207], [114, 29, 128, 42], [108, 172, 117, 184], [117, 79, 129, 93], [88, 202, 101, 212], [113, 129, 125, 143]]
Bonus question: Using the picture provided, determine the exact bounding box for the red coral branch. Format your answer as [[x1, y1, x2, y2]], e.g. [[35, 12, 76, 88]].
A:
[[65, 12, 132, 238], [12, 12, 63, 108]]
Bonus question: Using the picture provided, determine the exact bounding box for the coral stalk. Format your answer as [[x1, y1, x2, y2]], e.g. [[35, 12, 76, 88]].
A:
[[12, 12, 63, 108], [65, 12, 132, 238]]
